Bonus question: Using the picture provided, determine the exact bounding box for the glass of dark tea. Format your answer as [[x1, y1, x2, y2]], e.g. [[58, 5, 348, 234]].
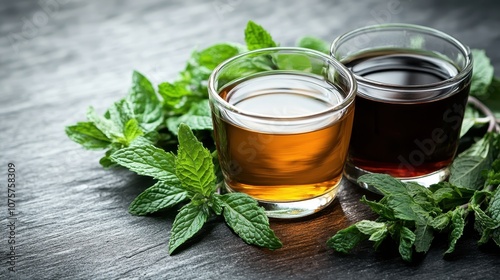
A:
[[208, 47, 356, 218], [331, 24, 472, 191]]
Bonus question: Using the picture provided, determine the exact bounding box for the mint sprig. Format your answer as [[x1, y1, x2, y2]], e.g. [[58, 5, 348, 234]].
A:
[[327, 133, 500, 261], [111, 124, 282, 254]]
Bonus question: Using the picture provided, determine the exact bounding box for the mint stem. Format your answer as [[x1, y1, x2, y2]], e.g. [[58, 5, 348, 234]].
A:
[[468, 96, 500, 132]]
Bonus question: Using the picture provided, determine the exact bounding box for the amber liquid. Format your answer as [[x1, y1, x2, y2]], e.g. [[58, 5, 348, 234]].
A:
[[345, 51, 470, 177], [212, 73, 354, 202]]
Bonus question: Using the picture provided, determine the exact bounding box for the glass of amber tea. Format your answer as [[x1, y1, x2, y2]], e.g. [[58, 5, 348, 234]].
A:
[[331, 24, 472, 191], [208, 47, 356, 218]]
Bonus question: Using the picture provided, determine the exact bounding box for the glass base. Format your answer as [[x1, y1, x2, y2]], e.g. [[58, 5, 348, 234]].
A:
[[223, 182, 340, 219], [344, 161, 450, 194]]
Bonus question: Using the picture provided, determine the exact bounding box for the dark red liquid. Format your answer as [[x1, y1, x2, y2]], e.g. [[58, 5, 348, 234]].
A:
[[345, 51, 470, 177]]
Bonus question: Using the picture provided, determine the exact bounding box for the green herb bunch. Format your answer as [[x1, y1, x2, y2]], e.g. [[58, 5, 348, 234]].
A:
[[66, 20, 500, 259]]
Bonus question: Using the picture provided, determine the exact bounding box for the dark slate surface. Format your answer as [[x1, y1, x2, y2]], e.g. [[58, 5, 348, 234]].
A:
[[1, 0, 500, 279]]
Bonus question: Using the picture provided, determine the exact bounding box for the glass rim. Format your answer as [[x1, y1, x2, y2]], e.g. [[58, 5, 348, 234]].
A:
[[330, 23, 473, 91], [208, 47, 357, 121]]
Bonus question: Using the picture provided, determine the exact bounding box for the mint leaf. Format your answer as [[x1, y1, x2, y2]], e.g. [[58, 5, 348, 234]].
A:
[[450, 133, 496, 190], [87, 106, 123, 140], [158, 81, 193, 112], [65, 122, 111, 150], [175, 124, 216, 196], [106, 99, 133, 129], [358, 174, 407, 196], [196, 43, 243, 70], [398, 226, 416, 262], [111, 144, 179, 182], [360, 196, 395, 220], [124, 119, 144, 144], [445, 207, 466, 254], [129, 181, 188, 215], [358, 174, 431, 223], [127, 71, 164, 133], [414, 223, 434, 253], [296, 36, 329, 54], [166, 100, 213, 135], [430, 213, 451, 230], [168, 202, 209, 254], [470, 49, 494, 98], [244, 21, 277, 51], [327, 224, 368, 253], [214, 193, 282, 250]]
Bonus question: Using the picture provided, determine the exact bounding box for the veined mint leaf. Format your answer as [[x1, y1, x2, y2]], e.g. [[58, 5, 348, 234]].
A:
[[176, 124, 216, 196], [110, 144, 179, 182], [445, 207, 466, 254], [359, 174, 431, 223], [168, 202, 209, 254], [124, 119, 144, 144], [129, 181, 188, 215], [106, 99, 133, 129], [214, 193, 282, 250], [358, 174, 407, 196], [414, 223, 434, 253], [127, 71, 164, 133], [87, 106, 123, 140], [470, 49, 494, 98], [167, 100, 213, 135], [355, 220, 386, 236], [244, 21, 277, 51], [360, 196, 395, 220], [450, 133, 495, 190], [158, 81, 192, 111], [398, 226, 416, 262], [65, 122, 111, 150], [296, 36, 329, 54], [430, 212, 451, 231], [196, 43, 243, 70], [327, 224, 368, 253]]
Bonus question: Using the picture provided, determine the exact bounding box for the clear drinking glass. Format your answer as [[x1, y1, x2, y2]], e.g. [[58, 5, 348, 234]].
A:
[[208, 47, 356, 218], [331, 24, 473, 192]]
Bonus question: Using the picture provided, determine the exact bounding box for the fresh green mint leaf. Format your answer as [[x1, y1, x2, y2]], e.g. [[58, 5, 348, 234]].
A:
[[214, 193, 282, 250], [158, 81, 192, 111], [430, 182, 475, 211], [168, 202, 209, 255], [450, 133, 495, 190], [106, 99, 133, 129], [129, 181, 188, 215], [445, 207, 466, 254], [430, 212, 451, 231], [87, 106, 123, 140], [124, 119, 144, 144], [358, 174, 407, 196], [127, 71, 164, 133], [65, 122, 111, 150], [196, 43, 243, 70], [414, 223, 434, 253], [167, 100, 213, 135], [327, 224, 368, 253], [360, 196, 395, 220], [359, 174, 431, 223], [176, 124, 216, 196], [244, 21, 277, 51], [110, 144, 179, 182], [296, 36, 330, 54], [355, 220, 386, 236], [398, 226, 416, 262], [470, 49, 494, 98], [355, 220, 388, 245]]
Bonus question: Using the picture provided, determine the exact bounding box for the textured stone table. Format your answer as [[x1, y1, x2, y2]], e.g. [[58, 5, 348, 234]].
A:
[[1, 0, 499, 279]]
